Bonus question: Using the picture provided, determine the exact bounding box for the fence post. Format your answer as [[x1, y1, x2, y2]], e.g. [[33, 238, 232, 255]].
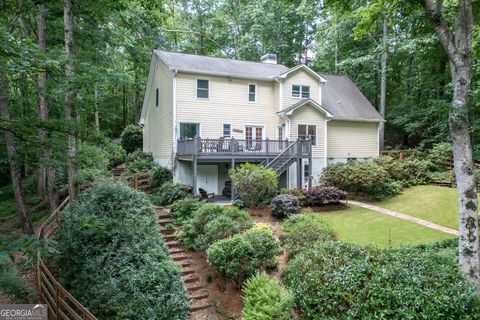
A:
[[133, 174, 138, 190], [266, 138, 269, 154], [36, 252, 42, 300]]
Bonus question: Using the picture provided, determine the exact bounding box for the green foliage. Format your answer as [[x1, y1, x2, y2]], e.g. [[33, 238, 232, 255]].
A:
[[232, 199, 245, 209], [282, 241, 480, 319], [428, 142, 452, 171], [0, 276, 31, 302], [279, 188, 305, 206], [56, 181, 189, 320], [242, 272, 294, 320], [280, 213, 336, 258], [170, 198, 203, 225], [302, 187, 348, 206], [103, 141, 126, 169], [270, 194, 299, 219], [207, 224, 280, 286], [150, 182, 192, 206], [121, 125, 143, 153], [151, 166, 173, 188], [75, 142, 111, 186], [321, 161, 402, 200], [229, 163, 278, 208], [179, 204, 253, 250], [375, 156, 432, 186], [126, 150, 157, 173]]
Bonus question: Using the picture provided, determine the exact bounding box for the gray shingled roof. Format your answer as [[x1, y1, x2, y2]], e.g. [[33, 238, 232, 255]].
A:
[[320, 74, 383, 121], [155, 50, 289, 80]]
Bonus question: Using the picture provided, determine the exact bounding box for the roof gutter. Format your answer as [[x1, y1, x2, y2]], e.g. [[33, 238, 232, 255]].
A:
[[171, 68, 278, 81]]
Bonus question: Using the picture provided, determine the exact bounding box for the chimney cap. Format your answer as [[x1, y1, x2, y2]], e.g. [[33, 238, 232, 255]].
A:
[[260, 53, 277, 64]]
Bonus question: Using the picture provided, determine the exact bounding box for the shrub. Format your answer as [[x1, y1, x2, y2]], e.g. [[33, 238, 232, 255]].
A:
[[242, 272, 294, 320], [280, 213, 335, 258], [279, 188, 305, 206], [126, 150, 157, 173], [232, 199, 245, 209], [120, 125, 143, 153], [282, 241, 480, 319], [151, 166, 173, 188], [56, 181, 189, 320], [270, 194, 299, 219], [150, 182, 192, 206], [302, 187, 347, 206], [375, 156, 431, 186], [179, 204, 253, 250], [207, 224, 280, 286], [229, 163, 278, 208], [103, 141, 126, 169], [75, 143, 111, 185], [428, 142, 452, 171], [320, 162, 401, 200], [170, 198, 203, 224]]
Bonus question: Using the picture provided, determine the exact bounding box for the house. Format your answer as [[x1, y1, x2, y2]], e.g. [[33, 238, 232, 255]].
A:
[[140, 50, 384, 199]]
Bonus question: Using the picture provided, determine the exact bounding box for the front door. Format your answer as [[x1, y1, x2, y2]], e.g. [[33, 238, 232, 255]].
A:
[[245, 126, 263, 150], [197, 165, 218, 194]]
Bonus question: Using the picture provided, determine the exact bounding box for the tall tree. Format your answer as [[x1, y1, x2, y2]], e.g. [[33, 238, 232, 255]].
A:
[[0, 70, 34, 234], [379, 19, 387, 151], [421, 0, 479, 292], [64, 0, 76, 199]]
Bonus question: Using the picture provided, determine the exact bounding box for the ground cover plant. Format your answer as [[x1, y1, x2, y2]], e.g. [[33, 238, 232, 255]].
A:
[[170, 197, 203, 225], [150, 182, 192, 206], [56, 180, 189, 320]]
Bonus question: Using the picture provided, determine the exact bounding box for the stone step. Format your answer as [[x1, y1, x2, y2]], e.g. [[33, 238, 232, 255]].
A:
[[189, 299, 213, 313], [163, 233, 178, 241], [172, 253, 189, 261], [182, 274, 199, 284], [166, 240, 182, 248], [157, 212, 172, 219], [189, 291, 209, 301], [185, 282, 204, 293], [158, 218, 174, 225], [169, 247, 185, 254], [178, 259, 192, 268], [181, 267, 196, 276], [161, 227, 176, 235]]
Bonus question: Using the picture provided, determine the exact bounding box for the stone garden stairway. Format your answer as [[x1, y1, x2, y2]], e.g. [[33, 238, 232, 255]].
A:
[[156, 207, 214, 320]]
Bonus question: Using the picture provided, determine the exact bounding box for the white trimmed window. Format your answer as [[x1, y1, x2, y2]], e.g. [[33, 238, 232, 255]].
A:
[[197, 79, 209, 99], [223, 124, 231, 138], [248, 83, 256, 102], [292, 85, 310, 98], [298, 124, 316, 145]]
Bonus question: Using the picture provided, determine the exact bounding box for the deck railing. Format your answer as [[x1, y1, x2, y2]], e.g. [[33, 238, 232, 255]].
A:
[[177, 138, 292, 156], [36, 195, 98, 320]]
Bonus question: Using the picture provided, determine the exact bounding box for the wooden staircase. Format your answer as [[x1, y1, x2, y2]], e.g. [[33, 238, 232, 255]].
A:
[[156, 207, 214, 319]]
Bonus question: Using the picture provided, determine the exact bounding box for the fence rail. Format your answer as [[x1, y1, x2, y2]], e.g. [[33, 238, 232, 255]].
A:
[[36, 195, 98, 320]]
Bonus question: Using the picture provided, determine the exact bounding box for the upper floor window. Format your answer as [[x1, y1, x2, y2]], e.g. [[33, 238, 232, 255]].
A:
[[197, 79, 209, 99], [292, 85, 310, 98], [248, 84, 256, 102], [155, 88, 159, 107], [298, 124, 316, 145], [223, 124, 231, 138]]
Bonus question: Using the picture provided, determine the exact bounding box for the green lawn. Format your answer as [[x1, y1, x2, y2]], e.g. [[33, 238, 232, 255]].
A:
[[370, 185, 459, 229], [318, 206, 455, 248]]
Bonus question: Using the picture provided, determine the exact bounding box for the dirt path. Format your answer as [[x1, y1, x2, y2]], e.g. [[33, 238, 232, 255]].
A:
[[349, 200, 459, 236]]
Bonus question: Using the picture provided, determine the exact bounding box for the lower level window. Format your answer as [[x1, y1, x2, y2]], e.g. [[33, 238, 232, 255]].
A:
[[180, 123, 200, 139], [298, 124, 316, 145]]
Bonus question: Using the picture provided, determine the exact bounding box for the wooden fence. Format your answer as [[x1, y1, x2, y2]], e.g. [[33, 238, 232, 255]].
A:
[[126, 171, 153, 191], [36, 195, 98, 320]]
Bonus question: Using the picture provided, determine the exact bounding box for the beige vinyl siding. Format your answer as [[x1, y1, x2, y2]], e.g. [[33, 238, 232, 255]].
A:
[[175, 73, 277, 140], [327, 121, 379, 158], [144, 58, 173, 158], [282, 69, 319, 110], [289, 105, 326, 158]]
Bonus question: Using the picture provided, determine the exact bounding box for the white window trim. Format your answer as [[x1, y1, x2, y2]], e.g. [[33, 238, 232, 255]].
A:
[[297, 124, 317, 146], [248, 83, 257, 103], [179, 122, 202, 139], [276, 124, 284, 140], [196, 78, 209, 100], [291, 84, 311, 99], [223, 123, 232, 138], [243, 124, 266, 140]]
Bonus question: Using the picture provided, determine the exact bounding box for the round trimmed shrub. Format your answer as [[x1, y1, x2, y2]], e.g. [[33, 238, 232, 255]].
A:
[[282, 241, 480, 319], [126, 150, 157, 173], [242, 224, 281, 270], [151, 166, 173, 188], [56, 181, 189, 320], [270, 194, 299, 219], [280, 213, 335, 258], [170, 198, 203, 224], [242, 272, 294, 320], [120, 125, 143, 153], [279, 188, 305, 206], [150, 182, 192, 206]]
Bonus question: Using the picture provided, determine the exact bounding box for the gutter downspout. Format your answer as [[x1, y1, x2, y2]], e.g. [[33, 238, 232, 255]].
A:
[[324, 118, 331, 168], [172, 69, 177, 170]]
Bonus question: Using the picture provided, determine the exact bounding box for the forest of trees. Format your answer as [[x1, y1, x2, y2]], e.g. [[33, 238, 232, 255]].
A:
[[1, 0, 479, 286]]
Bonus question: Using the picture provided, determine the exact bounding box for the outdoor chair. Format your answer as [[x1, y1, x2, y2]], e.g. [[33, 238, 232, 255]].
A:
[[199, 188, 215, 202]]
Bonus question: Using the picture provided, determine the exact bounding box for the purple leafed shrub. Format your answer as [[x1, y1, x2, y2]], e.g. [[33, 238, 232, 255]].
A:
[[302, 187, 347, 206], [270, 194, 300, 219]]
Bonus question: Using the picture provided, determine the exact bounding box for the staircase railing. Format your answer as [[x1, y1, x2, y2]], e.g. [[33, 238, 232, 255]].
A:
[[262, 140, 300, 174]]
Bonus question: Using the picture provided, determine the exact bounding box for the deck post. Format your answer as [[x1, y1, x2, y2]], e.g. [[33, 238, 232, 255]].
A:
[[296, 141, 302, 190], [231, 157, 235, 201], [193, 157, 198, 196], [308, 140, 313, 191]]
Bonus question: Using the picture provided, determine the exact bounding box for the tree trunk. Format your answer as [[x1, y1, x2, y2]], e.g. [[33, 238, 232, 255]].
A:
[[64, 0, 76, 199], [0, 70, 34, 234], [378, 19, 387, 152]]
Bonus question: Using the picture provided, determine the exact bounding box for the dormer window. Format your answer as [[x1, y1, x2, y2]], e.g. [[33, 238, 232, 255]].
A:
[[292, 85, 310, 98], [197, 79, 209, 99]]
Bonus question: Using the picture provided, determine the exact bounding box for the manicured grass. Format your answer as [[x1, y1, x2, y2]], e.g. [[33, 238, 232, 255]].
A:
[[318, 206, 455, 248], [371, 185, 459, 229]]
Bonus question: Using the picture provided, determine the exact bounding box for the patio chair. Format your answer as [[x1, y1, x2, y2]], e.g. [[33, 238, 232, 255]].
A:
[[199, 188, 215, 202]]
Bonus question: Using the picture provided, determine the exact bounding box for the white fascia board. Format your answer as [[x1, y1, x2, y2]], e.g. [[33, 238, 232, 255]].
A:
[[278, 65, 327, 83], [140, 52, 157, 124]]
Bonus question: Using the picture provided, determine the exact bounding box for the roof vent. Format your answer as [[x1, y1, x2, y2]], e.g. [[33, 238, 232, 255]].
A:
[[260, 53, 277, 64]]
